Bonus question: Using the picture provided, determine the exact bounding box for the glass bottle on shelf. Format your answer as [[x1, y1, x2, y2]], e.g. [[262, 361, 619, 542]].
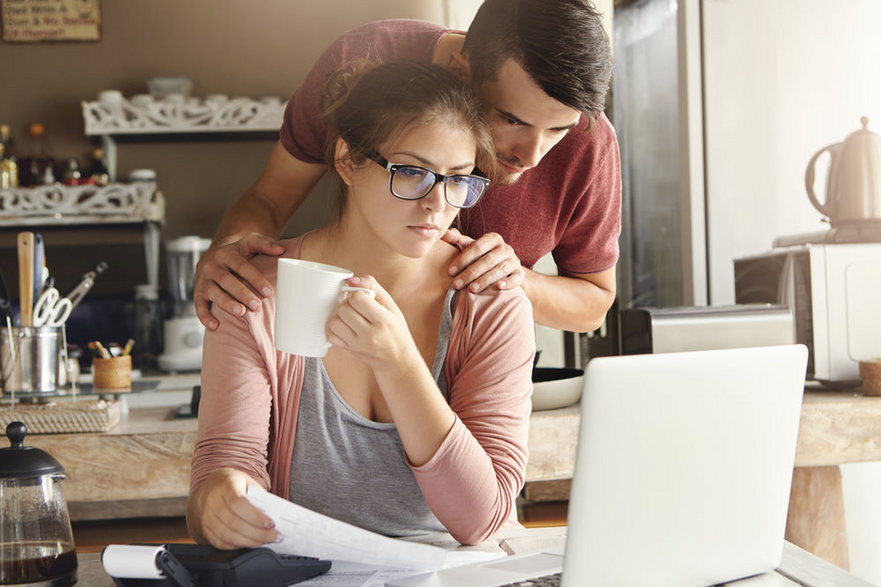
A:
[[0, 124, 13, 159], [84, 148, 109, 186], [0, 143, 18, 188], [18, 123, 56, 187], [62, 158, 82, 186]]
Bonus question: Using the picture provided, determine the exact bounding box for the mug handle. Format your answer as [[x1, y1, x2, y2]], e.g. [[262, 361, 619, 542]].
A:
[[341, 285, 375, 299]]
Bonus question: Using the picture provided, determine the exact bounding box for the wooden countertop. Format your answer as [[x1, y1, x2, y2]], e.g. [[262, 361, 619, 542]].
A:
[[797, 390, 881, 467], [16, 387, 881, 520]]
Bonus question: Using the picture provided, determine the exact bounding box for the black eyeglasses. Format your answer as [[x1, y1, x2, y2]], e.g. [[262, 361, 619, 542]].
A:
[[366, 151, 490, 209]]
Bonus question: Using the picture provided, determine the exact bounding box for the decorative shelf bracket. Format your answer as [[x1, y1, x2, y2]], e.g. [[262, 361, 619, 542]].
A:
[[0, 182, 165, 226], [81, 96, 285, 135]]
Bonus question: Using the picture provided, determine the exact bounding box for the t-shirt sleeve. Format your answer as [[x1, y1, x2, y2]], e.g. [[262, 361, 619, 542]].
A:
[[409, 288, 535, 545], [552, 116, 622, 275], [279, 39, 343, 164]]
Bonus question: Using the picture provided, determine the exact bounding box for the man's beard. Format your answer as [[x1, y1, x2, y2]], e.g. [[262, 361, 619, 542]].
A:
[[484, 156, 526, 186], [491, 169, 523, 186]]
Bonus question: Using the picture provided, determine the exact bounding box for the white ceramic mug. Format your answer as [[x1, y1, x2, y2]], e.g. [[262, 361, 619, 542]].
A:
[[131, 94, 154, 108], [274, 259, 374, 357]]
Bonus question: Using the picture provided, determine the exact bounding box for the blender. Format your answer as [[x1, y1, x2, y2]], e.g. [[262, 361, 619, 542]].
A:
[[157, 236, 211, 372]]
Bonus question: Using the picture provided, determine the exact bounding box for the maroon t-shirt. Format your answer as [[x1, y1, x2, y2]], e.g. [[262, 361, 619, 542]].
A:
[[280, 19, 621, 273]]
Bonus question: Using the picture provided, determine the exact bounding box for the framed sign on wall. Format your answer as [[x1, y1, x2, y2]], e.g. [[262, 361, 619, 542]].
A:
[[1, 0, 100, 42]]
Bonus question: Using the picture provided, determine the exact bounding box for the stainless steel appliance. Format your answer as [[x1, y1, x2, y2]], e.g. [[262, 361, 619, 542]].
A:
[[734, 243, 881, 383], [619, 304, 793, 356]]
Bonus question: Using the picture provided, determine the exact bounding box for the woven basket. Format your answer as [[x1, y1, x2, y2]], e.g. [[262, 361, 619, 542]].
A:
[[1, 399, 121, 434]]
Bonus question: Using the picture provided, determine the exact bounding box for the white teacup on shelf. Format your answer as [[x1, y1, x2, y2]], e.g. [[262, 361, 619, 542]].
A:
[[147, 76, 193, 99], [131, 94, 154, 108], [206, 94, 229, 108], [98, 89, 123, 105]]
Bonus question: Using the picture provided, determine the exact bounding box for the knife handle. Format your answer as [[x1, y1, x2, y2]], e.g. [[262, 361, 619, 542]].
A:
[[18, 232, 35, 327]]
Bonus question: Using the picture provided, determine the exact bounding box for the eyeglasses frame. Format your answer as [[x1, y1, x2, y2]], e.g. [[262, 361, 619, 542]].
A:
[[365, 151, 490, 209]]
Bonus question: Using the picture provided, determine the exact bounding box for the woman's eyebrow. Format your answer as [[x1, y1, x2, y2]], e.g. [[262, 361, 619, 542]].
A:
[[388, 151, 475, 172]]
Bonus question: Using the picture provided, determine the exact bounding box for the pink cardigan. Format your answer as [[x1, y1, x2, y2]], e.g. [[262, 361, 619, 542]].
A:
[[190, 236, 535, 545]]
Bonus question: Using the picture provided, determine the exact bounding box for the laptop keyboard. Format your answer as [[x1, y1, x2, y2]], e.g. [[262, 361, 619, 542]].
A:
[[502, 572, 562, 586]]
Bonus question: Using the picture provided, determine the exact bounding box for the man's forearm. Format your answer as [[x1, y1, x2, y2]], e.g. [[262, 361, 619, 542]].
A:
[[522, 267, 615, 333], [211, 141, 326, 247]]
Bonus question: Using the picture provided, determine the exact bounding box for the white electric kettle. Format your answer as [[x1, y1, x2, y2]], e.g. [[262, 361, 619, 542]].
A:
[[805, 116, 881, 226]]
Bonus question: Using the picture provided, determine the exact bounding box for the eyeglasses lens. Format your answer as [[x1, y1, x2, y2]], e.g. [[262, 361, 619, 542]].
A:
[[392, 167, 434, 199]]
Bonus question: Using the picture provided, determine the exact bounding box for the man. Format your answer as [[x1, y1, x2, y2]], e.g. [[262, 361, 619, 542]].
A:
[[194, 0, 620, 333]]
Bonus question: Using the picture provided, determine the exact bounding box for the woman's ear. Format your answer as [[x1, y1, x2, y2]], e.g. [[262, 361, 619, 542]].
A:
[[448, 51, 472, 83], [334, 137, 356, 186]]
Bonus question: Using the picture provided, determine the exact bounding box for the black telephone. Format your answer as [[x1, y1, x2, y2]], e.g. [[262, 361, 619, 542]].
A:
[[103, 543, 331, 587]]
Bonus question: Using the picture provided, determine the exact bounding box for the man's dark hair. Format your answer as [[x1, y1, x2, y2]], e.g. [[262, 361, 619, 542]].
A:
[[463, 0, 612, 118]]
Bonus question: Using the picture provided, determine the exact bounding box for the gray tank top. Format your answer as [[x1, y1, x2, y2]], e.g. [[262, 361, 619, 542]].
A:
[[289, 288, 456, 536]]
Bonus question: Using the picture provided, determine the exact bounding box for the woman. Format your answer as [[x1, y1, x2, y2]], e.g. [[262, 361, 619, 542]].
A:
[[187, 61, 535, 548]]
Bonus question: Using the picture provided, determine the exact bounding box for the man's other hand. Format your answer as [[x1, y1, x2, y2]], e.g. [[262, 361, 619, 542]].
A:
[[442, 228, 525, 293]]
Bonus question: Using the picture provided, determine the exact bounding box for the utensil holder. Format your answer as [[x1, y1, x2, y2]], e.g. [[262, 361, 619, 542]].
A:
[[0, 325, 61, 395], [92, 355, 132, 390]]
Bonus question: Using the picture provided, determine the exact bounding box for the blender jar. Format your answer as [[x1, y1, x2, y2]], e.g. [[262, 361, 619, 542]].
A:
[[165, 236, 211, 318], [0, 422, 77, 586]]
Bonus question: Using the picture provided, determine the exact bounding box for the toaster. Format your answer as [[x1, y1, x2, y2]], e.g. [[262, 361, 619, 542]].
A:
[[619, 304, 794, 356]]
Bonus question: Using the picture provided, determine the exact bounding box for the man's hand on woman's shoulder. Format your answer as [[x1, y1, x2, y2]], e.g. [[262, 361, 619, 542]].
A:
[[194, 233, 286, 330], [442, 228, 526, 294]]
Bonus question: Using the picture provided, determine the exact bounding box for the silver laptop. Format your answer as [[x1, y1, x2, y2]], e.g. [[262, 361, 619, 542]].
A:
[[391, 344, 808, 587]]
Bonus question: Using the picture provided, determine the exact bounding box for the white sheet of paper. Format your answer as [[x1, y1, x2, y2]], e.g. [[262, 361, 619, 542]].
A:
[[247, 485, 448, 571], [296, 561, 421, 587], [399, 532, 508, 568]]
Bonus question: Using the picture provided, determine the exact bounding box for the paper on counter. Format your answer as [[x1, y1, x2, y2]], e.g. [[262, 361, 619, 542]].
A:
[[398, 531, 507, 568], [295, 561, 424, 587], [247, 484, 447, 571], [495, 526, 568, 557]]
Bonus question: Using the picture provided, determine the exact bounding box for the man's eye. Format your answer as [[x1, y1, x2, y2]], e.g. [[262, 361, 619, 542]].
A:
[[501, 114, 521, 126]]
